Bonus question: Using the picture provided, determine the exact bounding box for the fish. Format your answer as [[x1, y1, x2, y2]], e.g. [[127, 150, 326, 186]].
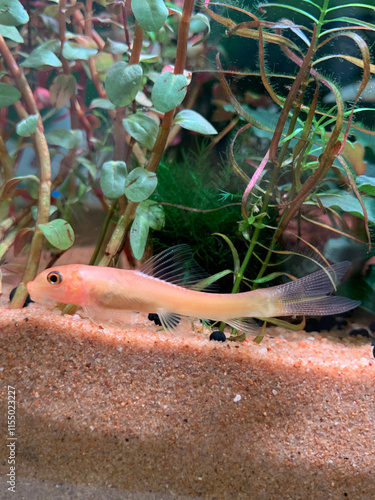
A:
[[26, 245, 360, 335]]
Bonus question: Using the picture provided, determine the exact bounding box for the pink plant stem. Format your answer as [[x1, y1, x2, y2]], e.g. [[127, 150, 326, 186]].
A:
[[241, 150, 270, 218]]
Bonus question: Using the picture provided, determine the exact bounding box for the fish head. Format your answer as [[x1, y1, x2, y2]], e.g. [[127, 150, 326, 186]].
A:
[[27, 264, 87, 305]]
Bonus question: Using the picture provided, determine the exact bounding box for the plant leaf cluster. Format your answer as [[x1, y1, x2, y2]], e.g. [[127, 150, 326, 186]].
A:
[[0, 0, 220, 307], [204, 0, 375, 316]]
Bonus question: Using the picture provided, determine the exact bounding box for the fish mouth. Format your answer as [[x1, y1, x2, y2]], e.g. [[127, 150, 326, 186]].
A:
[[26, 280, 34, 297], [26, 279, 56, 305], [26, 280, 39, 301]]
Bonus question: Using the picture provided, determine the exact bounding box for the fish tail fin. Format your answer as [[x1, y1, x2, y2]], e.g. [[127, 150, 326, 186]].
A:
[[272, 261, 360, 316]]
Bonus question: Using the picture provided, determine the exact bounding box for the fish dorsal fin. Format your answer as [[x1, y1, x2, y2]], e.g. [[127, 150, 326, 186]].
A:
[[139, 244, 215, 290], [226, 318, 260, 336]]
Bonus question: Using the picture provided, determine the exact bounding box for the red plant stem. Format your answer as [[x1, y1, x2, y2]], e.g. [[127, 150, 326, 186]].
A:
[[58, 0, 79, 128], [147, 0, 195, 173], [0, 133, 13, 182], [129, 21, 144, 64], [121, 1, 131, 47], [84, 0, 115, 122], [0, 132, 14, 224], [0, 106, 8, 136], [72, 8, 105, 50], [98, 0, 195, 266], [114, 21, 144, 164]]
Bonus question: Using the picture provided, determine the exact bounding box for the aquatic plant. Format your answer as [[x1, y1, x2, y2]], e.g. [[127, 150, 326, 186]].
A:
[[1, 0, 375, 330], [0, 0, 218, 307], [203, 0, 375, 329]]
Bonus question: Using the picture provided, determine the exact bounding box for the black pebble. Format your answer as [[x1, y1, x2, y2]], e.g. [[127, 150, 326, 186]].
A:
[[304, 315, 347, 333], [9, 287, 33, 308], [148, 313, 162, 326], [209, 330, 226, 342], [317, 315, 339, 331], [304, 318, 321, 333], [348, 328, 370, 338], [371, 341, 375, 358]]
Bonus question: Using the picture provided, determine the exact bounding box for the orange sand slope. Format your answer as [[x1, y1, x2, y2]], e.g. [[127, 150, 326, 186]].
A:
[[0, 298, 374, 499]]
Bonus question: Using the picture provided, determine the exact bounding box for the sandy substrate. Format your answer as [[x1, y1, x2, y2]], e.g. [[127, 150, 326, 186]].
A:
[[0, 287, 375, 499]]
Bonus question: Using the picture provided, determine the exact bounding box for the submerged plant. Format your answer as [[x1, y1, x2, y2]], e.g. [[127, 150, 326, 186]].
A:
[[203, 0, 375, 325], [0, 0, 219, 308], [1, 0, 374, 337]]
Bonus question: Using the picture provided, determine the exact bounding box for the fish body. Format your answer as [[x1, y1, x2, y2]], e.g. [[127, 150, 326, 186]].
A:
[[26, 245, 360, 335]]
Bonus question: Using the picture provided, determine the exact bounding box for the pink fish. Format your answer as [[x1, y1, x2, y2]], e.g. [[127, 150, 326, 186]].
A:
[[26, 245, 360, 335]]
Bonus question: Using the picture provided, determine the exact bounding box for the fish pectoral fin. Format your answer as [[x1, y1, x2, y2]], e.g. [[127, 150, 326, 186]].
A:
[[225, 318, 260, 336], [85, 306, 137, 330], [157, 310, 182, 331], [156, 310, 199, 338]]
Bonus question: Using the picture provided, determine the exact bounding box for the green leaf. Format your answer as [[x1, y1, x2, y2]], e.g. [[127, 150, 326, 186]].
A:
[[190, 13, 211, 45], [21, 48, 62, 68], [16, 114, 38, 137], [124, 167, 157, 202], [152, 72, 187, 112], [105, 62, 143, 107], [0, 175, 39, 200], [136, 200, 165, 230], [333, 16, 375, 30], [123, 113, 158, 150], [251, 272, 293, 284], [90, 98, 116, 110], [50, 74, 76, 109], [139, 53, 159, 63], [45, 129, 81, 149], [190, 13, 210, 34], [130, 214, 149, 260], [0, 82, 21, 107], [131, 0, 168, 32], [356, 175, 375, 196], [77, 156, 97, 178], [103, 38, 128, 55], [0, 0, 29, 26], [31, 205, 58, 221], [62, 41, 98, 61], [38, 219, 75, 250], [14, 227, 33, 257], [100, 161, 127, 199], [174, 110, 217, 135], [0, 24, 23, 42], [194, 269, 233, 291], [213, 233, 240, 275], [24, 177, 39, 199], [314, 192, 375, 225], [337, 275, 373, 314], [324, 236, 370, 264]]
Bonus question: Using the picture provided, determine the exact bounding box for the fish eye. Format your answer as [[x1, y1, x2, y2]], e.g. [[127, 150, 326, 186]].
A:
[[47, 271, 63, 285]]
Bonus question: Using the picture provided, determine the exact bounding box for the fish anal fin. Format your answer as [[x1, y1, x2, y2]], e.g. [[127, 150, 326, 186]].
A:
[[280, 296, 361, 316]]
